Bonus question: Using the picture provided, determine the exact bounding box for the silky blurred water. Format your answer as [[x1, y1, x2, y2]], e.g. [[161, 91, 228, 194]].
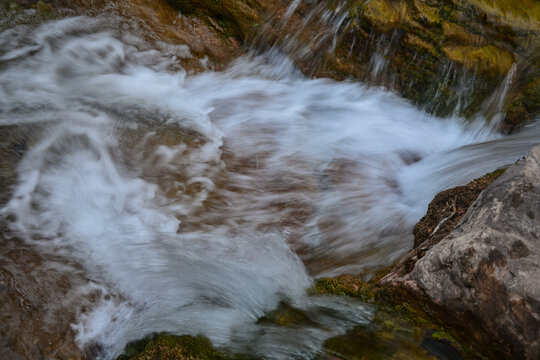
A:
[[0, 12, 538, 359]]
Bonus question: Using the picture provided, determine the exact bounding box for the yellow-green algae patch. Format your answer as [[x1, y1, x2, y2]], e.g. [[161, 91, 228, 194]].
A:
[[442, 22, 484, 45], [469, 0, 540, 29], [411, 0, 441, 27], [443, 44, 515, 76], [362, 0, 409, 32]]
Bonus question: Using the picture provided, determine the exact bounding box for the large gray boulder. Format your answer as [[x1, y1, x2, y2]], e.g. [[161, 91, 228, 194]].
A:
[[383, 144, 540, 359]]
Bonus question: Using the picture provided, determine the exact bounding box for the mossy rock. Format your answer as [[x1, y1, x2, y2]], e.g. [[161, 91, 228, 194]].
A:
[[362, 0, 409, 33], [443, 44, 515, 76], [117, 334, 231, 360], [313, 275, 379, 302], [314, 277, 481, 359], [316, 0, 537, 122], [166, 0, 266, 41], [470, 0, 540, 29], [161, 0, 537, 126], [521, 77, 540, 114], [314, 277, 471, 359]]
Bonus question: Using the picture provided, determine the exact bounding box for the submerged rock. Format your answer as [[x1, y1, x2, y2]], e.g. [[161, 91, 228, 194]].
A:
[[382, 144, 540, 359]]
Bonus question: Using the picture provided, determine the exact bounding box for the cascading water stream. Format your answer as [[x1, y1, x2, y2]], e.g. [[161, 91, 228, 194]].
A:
[[0, 8, 538, 360]]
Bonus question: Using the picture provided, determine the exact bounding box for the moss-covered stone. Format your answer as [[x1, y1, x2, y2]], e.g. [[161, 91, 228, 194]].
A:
[[314, 276, 475, 359], [469, 0, 540, 28], [362, 0, 409, 33], [442, 22, 481, 44], [314, 274, 485, 359], [314, 275, 379, 302], [314, 276, 435, 326], [117, 334, 231, 360], [443, 44, 515, 76], [159, 0, 537, 128], [522, 78, 540, 112]]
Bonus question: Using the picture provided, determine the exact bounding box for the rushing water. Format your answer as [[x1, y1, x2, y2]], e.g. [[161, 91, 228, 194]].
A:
[[0, 10, 539, 360]]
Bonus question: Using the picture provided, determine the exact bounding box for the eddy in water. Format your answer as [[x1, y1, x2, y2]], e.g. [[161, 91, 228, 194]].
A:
[[0, 9, 538, 360]]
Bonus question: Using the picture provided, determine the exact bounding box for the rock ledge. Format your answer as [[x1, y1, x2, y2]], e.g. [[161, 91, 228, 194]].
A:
[[383, 144, 540, 359]]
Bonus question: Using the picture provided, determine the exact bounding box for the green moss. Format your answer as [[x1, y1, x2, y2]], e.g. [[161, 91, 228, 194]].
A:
[[475, 167, 506, 181], [443, 45, 515, 76], [323, 303, 466, 359], [313, 276, 378, 303], [392, 304, 433, 328], [431, 330, 458, 343], [321, 293, 483, 359], [313, 276, 438, 329], [313, 273, 488, 359], [470, 0, 540, 28], [362, 0, 406, 32], [504, 99, 529, 131], [324, 325, 402, 359], [503, 75, 539, 132], [412, 0, 442, 27], [117, 334, 231, 360]]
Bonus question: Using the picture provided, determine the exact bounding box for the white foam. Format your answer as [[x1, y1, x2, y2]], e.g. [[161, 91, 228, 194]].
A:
[[1, 14, 537, 359]]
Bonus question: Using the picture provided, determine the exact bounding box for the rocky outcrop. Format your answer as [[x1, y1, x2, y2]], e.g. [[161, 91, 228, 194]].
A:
[[382, 144, 540, 359], [166, 0, 539, 131], [294, 0, 539, 131], [9, 0, 538, 129]]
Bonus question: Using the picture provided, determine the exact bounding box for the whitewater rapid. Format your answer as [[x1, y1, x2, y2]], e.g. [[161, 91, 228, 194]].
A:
[[0, 13, 538, 359]]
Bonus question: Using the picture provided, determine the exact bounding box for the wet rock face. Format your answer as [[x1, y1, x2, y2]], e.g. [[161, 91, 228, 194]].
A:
[[384, 145, 540, 359], [162, 0, 539, 130], [16, 0, 536, 129], [330, 0, 539, 130]]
